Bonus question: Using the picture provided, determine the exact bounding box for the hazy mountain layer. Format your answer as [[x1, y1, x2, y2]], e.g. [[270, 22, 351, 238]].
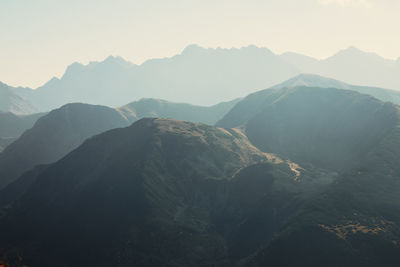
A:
[[12, 45, 400, 112], [273, 74, 400, 105], [118, 97, 241, 125], [218, 86, 399, 171], [281, 46, 400, 90], [0, 82, 37, 115], [0, 103, 129, 190], [0, 111, 44, 139]]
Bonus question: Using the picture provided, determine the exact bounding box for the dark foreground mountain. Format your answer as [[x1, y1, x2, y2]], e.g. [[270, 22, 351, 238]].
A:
[[245, 111, 400, 266], [0, 103, 129, 190], [0, 137, 16, 152], [0, 118, 332, 266], [0, 97, 239, 190], [118, 97, 241, 125]]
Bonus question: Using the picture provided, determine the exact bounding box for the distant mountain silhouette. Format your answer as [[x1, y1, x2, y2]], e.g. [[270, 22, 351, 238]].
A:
[[272, 74, 400, 104], [118, 97, 241, 125], [283, 46, 400, 89], [0, 82, 37, 115], [12, 45, 298, 111], [12, 45, 400, 112], [0, 103, 129, 190]]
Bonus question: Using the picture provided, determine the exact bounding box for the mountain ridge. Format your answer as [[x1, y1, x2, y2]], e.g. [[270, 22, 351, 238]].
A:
[[12, 44, 399, 112]]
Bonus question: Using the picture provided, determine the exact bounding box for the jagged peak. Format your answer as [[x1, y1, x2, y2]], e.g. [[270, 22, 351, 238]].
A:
[[61, 62, 85, 78], [328, 46, 390, 63], [103, 55, 134, 66], [61, 56, 134, 79], [42, 76, 60, 87]]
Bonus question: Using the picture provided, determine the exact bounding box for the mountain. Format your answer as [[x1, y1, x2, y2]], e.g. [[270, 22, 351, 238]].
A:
[[21, 57, 138, 111], [280, 52, 319, 71], [0, 103, 129, 190], [15, 45, 298, 111], [217, 86, 399, 171], [2, 89, 400, 265], [272, 74, 400, 105], [0, 112, 43, 138], [0, 118, 319, 266], [118, 97, 241, 125], [12, 45, 400, 112], [248, 167, 400, 266], [0, 137, 15, 152], [245, 97, 400, 266], [217, 86, 400, 265], [282, 46, 400, 90], [0, 96, 241, 190], [272, 73, 353, 89], [0, 82, 38, 115]]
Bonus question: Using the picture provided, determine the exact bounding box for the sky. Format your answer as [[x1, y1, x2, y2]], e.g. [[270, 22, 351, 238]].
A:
[[1, 0, 399, 88]]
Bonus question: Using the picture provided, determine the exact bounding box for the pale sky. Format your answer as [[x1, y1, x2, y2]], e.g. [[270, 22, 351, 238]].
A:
[[1, 0, 399, 88]]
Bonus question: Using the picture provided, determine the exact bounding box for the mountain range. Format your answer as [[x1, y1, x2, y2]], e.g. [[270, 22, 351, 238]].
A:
[[2, 43, 400, 266], [0, 118, 327, 266], [0, 97, 239, 190], [218, 86, 399, 171], [2, 85, 400, 266], [7, 45, 400, 112]]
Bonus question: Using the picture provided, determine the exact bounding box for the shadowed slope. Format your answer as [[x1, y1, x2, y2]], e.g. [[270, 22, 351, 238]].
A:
[[218, 86, 399, 170], [0, 118, 318, 266], [0, 103, 129, 189]]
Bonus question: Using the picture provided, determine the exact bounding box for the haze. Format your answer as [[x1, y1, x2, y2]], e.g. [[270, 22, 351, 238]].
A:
[[1, 0, 399, 88]]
